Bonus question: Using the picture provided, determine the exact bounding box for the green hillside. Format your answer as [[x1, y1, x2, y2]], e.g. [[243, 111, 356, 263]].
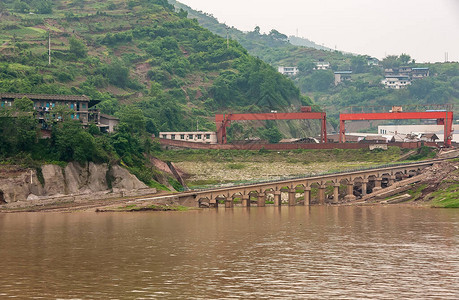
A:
[[172, 1, 459, 129], [0, 0, 312, 135]]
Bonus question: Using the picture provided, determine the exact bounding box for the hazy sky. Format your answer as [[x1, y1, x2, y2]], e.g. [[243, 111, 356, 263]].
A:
[[179, 0, 459, 63]]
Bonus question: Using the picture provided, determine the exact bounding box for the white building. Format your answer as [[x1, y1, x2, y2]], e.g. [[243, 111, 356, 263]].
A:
[[315, 61, 330, 70], [278, 66, 299, 76], [381, 76, 411, 89], [378, 124, 458, 143], [159, 131, 218, 144]]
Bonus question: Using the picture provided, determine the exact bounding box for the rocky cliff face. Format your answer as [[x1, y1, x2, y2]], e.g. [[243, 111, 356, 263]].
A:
[[0, 163, 148, 203]]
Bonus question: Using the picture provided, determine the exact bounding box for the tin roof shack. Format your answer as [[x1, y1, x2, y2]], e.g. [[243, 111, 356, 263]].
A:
[[327, 134, 361, 143], [359, 135, 388, 143], [334, 71, 352, 86], [412, 67, 430, 79], [279, 137, 319, 144], [99, 114, 119, 133], [420, 133, 439, 142]]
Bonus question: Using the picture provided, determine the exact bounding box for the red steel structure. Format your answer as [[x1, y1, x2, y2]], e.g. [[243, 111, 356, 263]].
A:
[[216, 110, 327, 144], [339, 111, 454, 147]]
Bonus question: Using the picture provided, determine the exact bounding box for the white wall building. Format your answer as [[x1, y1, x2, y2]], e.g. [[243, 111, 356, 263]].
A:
[[315, 61, 330, 70], [278, 66, 299, 76], [382, 76, 411, 89], [378, 124, 458, 143], [159, 131, 218, 144]]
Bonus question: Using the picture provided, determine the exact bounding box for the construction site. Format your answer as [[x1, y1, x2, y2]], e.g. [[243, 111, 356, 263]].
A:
[[159, 105, 457, 150]]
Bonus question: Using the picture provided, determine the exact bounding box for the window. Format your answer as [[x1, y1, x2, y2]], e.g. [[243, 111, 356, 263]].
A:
[[171, 134, 176, 140], [162, 134, 167, 138], [189, 134, 193, 139], [206, 134, 211, 139], [70, 103, 74, 109], [197, 134, 202, 139], [180, 134, 185, 139], [82, 103, 86, 109]]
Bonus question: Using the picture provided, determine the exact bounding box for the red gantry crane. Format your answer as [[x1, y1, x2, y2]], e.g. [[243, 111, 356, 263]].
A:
[[339, 108, 454, 147], [215, 107, 327, 144]]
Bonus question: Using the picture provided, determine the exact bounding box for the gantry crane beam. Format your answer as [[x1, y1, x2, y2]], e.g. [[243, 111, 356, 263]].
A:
[[215, 112, 327, 144], [339, 111, 454, 147]]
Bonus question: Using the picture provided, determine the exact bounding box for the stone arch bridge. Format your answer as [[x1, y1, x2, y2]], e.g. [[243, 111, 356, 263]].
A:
[[166, 159, 445, 208]]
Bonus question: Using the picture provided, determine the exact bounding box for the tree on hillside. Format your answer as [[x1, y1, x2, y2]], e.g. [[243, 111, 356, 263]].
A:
[[69, 36, 87, 59], [399, 53, 411, 65], [268, 29, 288, 41], [34, 0, 53, 14], [258, 121, 282, 143], [0, 97, 37, 155], [310, 70, 334, 92], [13, 96, 33, 112], [298, 59, 316, 74], [381, 55, 401, 69], [116, 106, 146, 134], [351, 55, 367, 73]]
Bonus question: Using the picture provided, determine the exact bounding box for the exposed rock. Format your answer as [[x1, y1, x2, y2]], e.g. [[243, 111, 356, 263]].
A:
[[27, 194, 40, 201], [0, 166, 44, 203], [42, 164, 66, 196], [110, 165, 148, 191], [64, 162, 89, 194], [0, 162, 152, 203], [87, 162, 109, 192]]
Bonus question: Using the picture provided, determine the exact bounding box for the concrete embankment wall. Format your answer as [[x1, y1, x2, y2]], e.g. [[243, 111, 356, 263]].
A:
[[158, 138, 435, 150], [0, 162, 154, 204]]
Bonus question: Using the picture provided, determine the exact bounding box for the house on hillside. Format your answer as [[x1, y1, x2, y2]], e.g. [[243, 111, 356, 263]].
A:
[[381, 76, 411, 89], [278, 66, 299, 76], [99, 114, 120, 133], [412, 67, 430, 78], [334, 71, 352, 85], [315, 61, 330, 70], [383, 66, 429, 89], [0, 93, 118, 132], [367, 57, 379, 66]]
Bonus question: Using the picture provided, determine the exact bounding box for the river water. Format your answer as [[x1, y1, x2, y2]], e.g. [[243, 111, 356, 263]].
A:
[[0, 206, 458, 299]]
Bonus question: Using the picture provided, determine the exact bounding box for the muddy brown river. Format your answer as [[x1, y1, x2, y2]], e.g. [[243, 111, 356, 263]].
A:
[[0, 206, 458, 299]]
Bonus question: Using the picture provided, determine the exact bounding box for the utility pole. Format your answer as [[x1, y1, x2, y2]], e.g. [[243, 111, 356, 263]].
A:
[[48, 31, 51, 65]]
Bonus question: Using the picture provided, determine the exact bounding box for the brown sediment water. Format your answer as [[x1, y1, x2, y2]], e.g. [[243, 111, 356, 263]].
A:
[[0, 206, 457, 299]]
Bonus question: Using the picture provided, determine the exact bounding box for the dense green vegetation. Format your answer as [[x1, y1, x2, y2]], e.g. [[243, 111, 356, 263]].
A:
[[0, 0, 308, 138], [0, 96, 169, 188]]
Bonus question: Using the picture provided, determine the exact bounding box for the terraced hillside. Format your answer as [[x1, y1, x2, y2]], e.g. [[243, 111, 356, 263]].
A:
[[0, 0, 315, 136]]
